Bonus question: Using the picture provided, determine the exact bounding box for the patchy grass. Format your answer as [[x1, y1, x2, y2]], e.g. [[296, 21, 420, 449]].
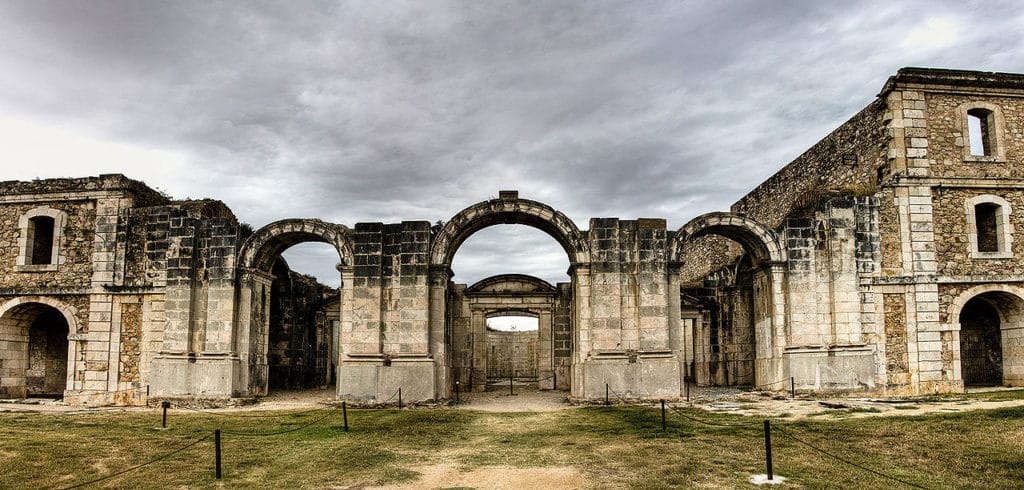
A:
[[1, 405, 1023, 488]]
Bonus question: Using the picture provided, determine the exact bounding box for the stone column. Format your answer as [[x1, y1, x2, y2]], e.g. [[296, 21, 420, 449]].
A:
[[470, 309, 487, 391], [428, 265, 451, 398], [667, 262, 684, 387], [570, 263, 591, 397], [538, 309, 555, 390], [767, 263, 787, 386]]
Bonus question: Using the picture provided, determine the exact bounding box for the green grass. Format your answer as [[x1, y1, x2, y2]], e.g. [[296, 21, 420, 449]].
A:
[[1, 404, 1023, 488]]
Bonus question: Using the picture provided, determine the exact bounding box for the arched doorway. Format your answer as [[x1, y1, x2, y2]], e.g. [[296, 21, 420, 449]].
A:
[[450, 275, 566, 392], [237, 219, 354, 396], [0, 300, 76, 399], [954, 288, 1024, 388], [669, 212, 787, 388], [429, 192, 590, 398]]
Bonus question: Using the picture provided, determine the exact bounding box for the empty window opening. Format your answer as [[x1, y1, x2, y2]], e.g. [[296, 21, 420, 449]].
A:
[[968, 108, 994, 156], [487, 315, 539, 332], [975, 203, 1000, 253], [28, 216, 55, 265]]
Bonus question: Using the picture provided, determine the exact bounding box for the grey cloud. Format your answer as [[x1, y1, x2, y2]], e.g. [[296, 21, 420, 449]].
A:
[[1, 0, 1023, 285]]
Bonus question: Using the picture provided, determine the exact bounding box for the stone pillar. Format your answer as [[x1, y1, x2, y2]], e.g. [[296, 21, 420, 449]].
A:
[[667, 262, 684, 386], [470, 309, 487, 391], [428, 265, 451, 398], [538, 309, 555, 390], [570, 263, 591, 398]]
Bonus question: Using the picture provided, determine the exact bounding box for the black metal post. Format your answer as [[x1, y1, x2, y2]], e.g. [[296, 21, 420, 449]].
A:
[[790, 377, 795, 399], [763, 420, 773, 481], [162, 401, 169, 428], [509, 375, 514, 396], [398, 388, 403, 409], [552, 372, 557, 390], [214, 429, 222, 479], [661, 400, 667, 431], [685, 378, 690, 402], [146, 385, 150, 398], [342, 401, 349, 431], [455, 380, 460, 403], [605, 383, 610, 405]]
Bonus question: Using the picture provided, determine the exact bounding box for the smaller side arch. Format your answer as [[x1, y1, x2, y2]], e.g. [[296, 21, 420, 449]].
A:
[[0, 296, 79, 398], [0, 296, 80, 333], [947, 284, 1024, 327], [238, 218, 355, 272], [668, 212, 786, 265]]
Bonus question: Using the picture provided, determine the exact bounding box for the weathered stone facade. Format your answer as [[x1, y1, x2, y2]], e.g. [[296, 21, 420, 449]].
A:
[[3, 68, 1024, 405]]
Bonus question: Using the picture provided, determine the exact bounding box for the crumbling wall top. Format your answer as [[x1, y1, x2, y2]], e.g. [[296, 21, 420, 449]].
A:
[[0, 173, 170, 206]]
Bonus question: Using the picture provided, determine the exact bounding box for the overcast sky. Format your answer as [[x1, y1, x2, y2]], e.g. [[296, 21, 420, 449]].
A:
[[2, 1, 1023, 287]]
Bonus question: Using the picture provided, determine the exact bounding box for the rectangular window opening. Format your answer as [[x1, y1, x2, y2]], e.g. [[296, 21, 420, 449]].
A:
[[30, 216, 55, 265], [975, 203, 1000, 253], [968, 109, 992, 156]]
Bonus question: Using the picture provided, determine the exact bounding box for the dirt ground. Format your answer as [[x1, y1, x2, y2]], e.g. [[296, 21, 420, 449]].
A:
[[3, 384, 1024, 489], [3, 384, 1024, 418]]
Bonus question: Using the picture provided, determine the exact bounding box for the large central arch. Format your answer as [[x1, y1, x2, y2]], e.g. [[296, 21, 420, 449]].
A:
[[430, 192, 590, 267], [427, 192, 590, 398], [235, 218, 355, 396]]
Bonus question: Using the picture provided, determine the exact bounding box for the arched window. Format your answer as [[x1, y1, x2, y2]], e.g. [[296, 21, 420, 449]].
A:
[[960, 102, 1006, 162], [966, 195, 1014, 259], [16, 207, 68, 272]]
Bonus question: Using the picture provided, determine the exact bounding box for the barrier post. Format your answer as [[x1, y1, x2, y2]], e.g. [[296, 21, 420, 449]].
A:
[[214, 429, 222, 479], [685, 378, 690, 402], [661, 400, 667, 431], [763, 420, 773, 481], [605, 383, 610, 405], [553, 372, 557, 390], [161, 401, 169, 428], [509, 375, 514, 396], [455, 380, 460, 403], [398, 388, 403, 409], [342, 401, 349, 431], [790, 377, 795, 399]]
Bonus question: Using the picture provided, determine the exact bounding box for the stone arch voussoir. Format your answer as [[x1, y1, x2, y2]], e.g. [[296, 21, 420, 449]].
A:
[[0, 296, 80, 334], [430, 195, 590, 267], [669, 212, 785, 264], [239, 218, 354, 273], [947, 283, 1024, 327]]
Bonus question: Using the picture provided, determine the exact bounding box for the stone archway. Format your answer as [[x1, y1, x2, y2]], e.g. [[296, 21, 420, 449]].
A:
[[948, 284, 1024, 388], [450, 274, 566, 392], [0, 297, 79, 399], [428, 192, 590, 398], [668, 212, 787, 388], [236, 218, 355, 396]]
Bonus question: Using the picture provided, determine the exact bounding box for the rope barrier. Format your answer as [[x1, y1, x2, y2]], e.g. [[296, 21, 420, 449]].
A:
[[667, 405, 763, 427], [61, 433, 212, 489], [772, 424, 930, 489], [176, 404, 333, 418], [220, 409, 336, 437]]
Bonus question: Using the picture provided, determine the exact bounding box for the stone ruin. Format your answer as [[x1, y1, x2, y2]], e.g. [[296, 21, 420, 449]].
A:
[[2, 67, 1024, 405]]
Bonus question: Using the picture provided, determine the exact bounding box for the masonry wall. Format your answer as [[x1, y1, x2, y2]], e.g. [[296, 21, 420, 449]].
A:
[[732, 100, 889, 229], [486, 330, 538, 379]]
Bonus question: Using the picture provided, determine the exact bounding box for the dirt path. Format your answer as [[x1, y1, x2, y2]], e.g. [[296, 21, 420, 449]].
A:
[[3, 386, 1024, 420]]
